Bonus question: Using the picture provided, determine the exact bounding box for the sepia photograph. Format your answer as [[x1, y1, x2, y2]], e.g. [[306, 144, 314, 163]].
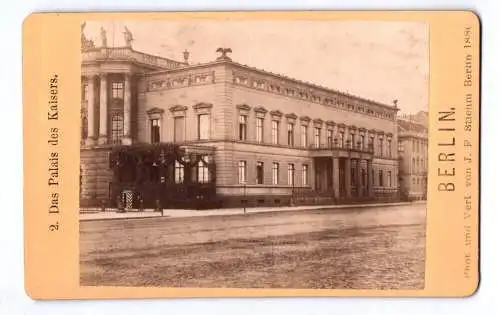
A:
[[79, 19, 429, 290]]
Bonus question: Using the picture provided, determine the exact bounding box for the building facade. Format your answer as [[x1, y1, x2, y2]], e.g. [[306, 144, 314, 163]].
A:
[[80, 30, 401, 209], [397, 112, 428, 201]]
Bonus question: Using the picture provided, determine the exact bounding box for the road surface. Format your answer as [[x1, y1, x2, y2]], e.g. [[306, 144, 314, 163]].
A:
[[80, 203, 426, 289]]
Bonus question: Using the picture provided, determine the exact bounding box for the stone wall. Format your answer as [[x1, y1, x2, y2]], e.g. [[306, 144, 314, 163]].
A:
[[80, 147, 113, 207]]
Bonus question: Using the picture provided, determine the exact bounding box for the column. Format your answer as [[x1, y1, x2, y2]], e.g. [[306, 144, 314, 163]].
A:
[[356, 159, 363, 197], [332, 157, 340, 199], [85, 75, 95, 145], [98, 73, 108, 145], [367, 160, 374, 198], [344, 158, 351, 199], [122, 73, 132, 145]]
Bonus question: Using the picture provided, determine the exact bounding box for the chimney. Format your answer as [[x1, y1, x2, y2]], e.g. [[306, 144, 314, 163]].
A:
[[183, 49, 190, 64]]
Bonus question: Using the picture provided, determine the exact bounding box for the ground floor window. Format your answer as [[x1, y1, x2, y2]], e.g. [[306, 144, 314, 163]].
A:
[[379, 170, 384, 187], [175, 160, 184, 183], [287, 164, 295, 186], [197, 156, 209, 183], [256, 161, 264, 184], [302, 164, 309, 186], [238, 161, 247, 184], [272, 162, 279, 185]]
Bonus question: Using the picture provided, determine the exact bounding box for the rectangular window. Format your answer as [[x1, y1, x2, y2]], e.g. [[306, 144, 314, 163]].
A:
[[398, 139, 403, 152], [238, 161, 247, 184], [111, 82, 124, 99], [379, 170, 384, 187], [379, 138, 384, 156], [314, 127, 321, 148], [369, 136, 374, 152], [111, 114, 123, 143], [350, 133, 355, 149], [351, 167, 356, 185], [287, 123, 294, 146], [388, 170, 392, 187], [174, 160, 184, 183], [327, 129, 333, 147], [256, 117, 264, 143], [271, 120, 279, 144], [301, 125, 308, 147], [272, 162, 279, 185], [302, 164, 309, 186], [238, 115, 247, 141], [174, 116, 185, 142], [256, 161, 264, 184], [360, 135, 365, 150], [197, 114, 210, 140], [150, 118, 160, 144], [339, 131, 344, 147], [387, 139, 392, 157], [287, 163, 295, 186], [82, 84, 88, 101]]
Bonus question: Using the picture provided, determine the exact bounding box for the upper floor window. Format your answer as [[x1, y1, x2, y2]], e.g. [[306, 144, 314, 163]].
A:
[[388, 171, 392, 186], [350, 133, 355, 149], [301, 125, 308, 147], [379, 170, 384, 186], [287, 123, 294, 146], [111, 82, 124, 99], [150, 118, 160, 144], [239, 115, 247, 141], [378, 138, 384, 156], [256, 161, 264, 184], [256, 117, 264, 143], [272, 120, 279, 145], [111, 114, 123, 143], [238, 160, 247, 184], [197, 114, 210, 140], [327, 129, 333, 147], [398, 140, 403, 152], [272, 162, 279, 185], [360, 134, 365, 150], [314, 127, 321, 148], [387, 139, 392, 157], [174, 116, 185, 142], [369, 136, 374, 151], [338, 131, 345, 147]]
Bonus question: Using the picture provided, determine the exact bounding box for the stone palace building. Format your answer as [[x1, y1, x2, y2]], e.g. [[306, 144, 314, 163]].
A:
[[80, 26, 417, 209], [397, 111, 429, 201]]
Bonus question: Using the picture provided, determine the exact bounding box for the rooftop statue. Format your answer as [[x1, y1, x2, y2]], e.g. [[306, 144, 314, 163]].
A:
[[123, 26, 133, 47], [216, 47, 232, 60], [100, 27, 107, 47]]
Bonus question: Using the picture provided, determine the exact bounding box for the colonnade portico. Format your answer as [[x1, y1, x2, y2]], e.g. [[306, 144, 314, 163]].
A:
[[83, 72, 133, 146], [315, 155, 374, 201]]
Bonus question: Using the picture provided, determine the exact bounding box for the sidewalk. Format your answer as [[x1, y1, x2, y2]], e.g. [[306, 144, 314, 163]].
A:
[[80, 201, 424, 221]]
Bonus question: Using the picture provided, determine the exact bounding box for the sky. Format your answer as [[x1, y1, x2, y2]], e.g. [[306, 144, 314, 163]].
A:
[[84, 20, 429, 114]]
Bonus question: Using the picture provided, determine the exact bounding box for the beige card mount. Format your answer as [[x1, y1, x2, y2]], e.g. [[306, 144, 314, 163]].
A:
[[23, 11, 480, 299]]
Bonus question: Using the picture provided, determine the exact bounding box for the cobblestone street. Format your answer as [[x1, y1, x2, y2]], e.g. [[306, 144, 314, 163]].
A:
[[80, 203, 426, 289]]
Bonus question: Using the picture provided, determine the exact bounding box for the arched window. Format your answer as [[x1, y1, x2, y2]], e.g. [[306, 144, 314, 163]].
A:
[[111, 114, 123, 143], [197, 156, 209, 183], [174, 160, 184, 183]]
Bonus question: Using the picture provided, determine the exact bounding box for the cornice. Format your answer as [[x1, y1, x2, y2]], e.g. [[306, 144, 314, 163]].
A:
[[169, 105, 188, 112]]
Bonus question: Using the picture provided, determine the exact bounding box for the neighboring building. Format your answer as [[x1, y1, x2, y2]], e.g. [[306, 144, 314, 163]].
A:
[[397, 113, 428, 201], [80, 28, 401, 209]]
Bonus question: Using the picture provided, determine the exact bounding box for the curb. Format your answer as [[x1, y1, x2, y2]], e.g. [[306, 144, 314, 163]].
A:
[[80, 201, 424, 222]]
